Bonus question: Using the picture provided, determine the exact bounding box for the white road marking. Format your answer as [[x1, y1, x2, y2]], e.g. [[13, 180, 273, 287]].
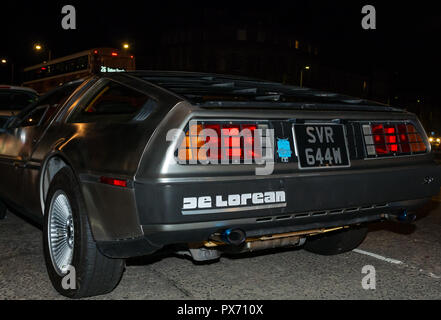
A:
[[353, 249, 404, 265], [353, 248, 441, 280]]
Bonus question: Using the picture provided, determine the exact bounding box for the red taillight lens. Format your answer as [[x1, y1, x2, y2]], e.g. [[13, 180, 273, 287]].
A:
[[222, 125, 241, 159], [242, 124, 259, 159], [178, 122, 265, 163], [363, 122, 427, 157], [371, 124, 388, 154], [100, 176, 128, 187], [384, 125, 398, 152], [397, 124, 411, 153]]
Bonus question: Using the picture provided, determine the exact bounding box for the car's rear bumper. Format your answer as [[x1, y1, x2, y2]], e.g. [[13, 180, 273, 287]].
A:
[[96, 162, 441, 258], [97, 197, 429, 258], [134, 163, 440, 225]]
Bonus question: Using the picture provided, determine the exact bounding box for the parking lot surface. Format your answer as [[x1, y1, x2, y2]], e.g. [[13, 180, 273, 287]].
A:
[[0, 197, 440, 300]]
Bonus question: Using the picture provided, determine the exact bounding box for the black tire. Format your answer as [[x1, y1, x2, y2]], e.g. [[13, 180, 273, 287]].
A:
[[0, 200, 6, 220], [43, 167, 125, 298], [304, 226, 368, 255]]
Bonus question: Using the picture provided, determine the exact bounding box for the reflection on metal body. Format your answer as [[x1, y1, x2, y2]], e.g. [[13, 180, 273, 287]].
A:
[[0, 71, 439, 259]]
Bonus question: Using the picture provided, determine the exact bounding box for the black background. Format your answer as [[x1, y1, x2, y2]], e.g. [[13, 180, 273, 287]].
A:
[[1, 1, 440, 129]]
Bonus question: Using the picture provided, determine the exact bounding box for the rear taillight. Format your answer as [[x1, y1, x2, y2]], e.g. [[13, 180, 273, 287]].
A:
[[178, 122, 268, 163], [362, 122, 427, 157]]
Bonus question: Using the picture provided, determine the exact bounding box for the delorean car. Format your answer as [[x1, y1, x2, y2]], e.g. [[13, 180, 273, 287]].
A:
[[0, 72, 439, 298]]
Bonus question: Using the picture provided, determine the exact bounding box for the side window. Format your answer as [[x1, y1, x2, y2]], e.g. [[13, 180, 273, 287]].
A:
[[70, 82, 153, 123], [15, 84, 79, 128], [0, 91, 37, 111], [20, 105, 49, 127]]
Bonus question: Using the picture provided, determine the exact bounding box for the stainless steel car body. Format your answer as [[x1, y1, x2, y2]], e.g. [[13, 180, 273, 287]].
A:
[[0, 71, 439, 259]]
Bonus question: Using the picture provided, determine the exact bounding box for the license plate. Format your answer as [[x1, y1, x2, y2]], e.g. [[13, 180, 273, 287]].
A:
[[293, 123, 350, 169]]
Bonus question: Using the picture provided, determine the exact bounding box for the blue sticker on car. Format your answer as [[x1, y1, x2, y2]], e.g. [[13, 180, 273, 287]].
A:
[[277, 138, 292, 162]]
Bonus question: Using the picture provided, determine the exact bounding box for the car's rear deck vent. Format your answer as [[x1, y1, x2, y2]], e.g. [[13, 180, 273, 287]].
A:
[[294, 213, 310, 218], [275, 215, 292, 221], [311, 211, 327, 217], [255, 203, 390, 223], [256, 217, 273, 223]]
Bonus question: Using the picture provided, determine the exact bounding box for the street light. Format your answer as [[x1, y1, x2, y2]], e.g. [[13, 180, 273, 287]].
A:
[[300, 65, 311, 88], [0, 58, 14, 84], [122, 43, 130, 50], [33, 43, 52, 61]]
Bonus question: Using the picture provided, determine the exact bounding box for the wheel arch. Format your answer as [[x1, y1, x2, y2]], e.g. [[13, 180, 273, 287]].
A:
[[39, 152, 78, 215]]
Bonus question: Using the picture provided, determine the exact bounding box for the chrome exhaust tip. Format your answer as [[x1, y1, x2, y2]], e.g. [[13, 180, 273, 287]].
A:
[[386, 210, 416, 223], [220, 228, 246, 246]]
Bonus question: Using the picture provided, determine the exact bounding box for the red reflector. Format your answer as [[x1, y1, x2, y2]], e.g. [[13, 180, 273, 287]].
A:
[[100, 176, 127, 187], [111, 52, 118, 56], [41, 67, 46, 70]]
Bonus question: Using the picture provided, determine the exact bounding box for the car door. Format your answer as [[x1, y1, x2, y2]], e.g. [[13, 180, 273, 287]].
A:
[[0, 127, 20, 204], [0, 106, 48, 206], [0, 83, 83, 210]]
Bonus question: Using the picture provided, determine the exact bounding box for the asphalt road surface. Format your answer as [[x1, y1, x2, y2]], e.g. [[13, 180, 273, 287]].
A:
[[1, 197, 441, 300]]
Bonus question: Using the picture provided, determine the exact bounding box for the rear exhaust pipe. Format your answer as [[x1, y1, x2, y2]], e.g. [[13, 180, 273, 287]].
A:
[[212, 228, 246, 246], [386, 210, 416, 223]]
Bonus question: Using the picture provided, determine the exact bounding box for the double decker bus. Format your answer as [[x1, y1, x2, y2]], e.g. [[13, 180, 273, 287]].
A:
[[23, 48, 136, 93]]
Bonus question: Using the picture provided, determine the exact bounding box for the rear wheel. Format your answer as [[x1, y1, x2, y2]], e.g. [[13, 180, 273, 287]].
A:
[[43, 167, 125, 298], [304, 226, 368, 255], [0, 200, 6, 220]]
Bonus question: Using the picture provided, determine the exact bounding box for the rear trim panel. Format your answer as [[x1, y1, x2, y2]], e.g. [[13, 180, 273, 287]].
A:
[[134, 162, 441, 225]]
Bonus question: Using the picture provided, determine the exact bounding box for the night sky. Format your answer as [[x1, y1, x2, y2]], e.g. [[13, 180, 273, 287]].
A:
[[1, 1, 440, 100]]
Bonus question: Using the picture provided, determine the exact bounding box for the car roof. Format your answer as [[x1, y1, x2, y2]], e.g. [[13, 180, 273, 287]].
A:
[[121, 70, 399, 112]]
